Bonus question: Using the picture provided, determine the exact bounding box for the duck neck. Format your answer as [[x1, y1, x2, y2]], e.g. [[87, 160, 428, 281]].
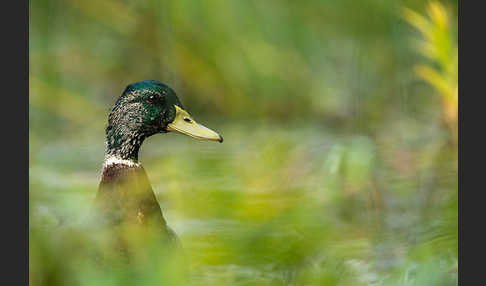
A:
[[105, 127, 146, 162]]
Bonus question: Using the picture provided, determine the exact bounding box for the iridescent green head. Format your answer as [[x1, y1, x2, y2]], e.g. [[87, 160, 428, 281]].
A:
[[106, 80, 223, 161]]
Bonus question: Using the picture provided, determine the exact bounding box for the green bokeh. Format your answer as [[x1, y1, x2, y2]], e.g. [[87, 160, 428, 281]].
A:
[[29, 0, 457, 285]]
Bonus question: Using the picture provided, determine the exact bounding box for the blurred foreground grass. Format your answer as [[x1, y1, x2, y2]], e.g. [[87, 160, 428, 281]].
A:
[[30, 120, 456, 286]]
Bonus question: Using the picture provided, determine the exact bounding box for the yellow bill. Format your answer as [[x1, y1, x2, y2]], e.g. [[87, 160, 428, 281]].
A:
[[167, 105, 223, 143]]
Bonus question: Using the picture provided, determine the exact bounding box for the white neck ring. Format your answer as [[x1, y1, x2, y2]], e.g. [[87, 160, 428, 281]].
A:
[[103, 155, 141, 168]]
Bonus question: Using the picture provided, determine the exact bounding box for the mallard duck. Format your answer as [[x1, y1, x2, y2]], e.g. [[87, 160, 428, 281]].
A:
[[93, 80, 222, 247]]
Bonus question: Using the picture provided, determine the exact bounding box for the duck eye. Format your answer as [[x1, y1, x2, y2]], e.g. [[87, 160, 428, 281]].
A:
[[184, 117, 192, 123], [148, 94, 164, 104]]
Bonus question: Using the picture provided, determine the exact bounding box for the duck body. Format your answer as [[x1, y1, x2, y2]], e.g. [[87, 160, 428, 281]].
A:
[[92, 80, 222, 254], [94, 159, 175, 240]]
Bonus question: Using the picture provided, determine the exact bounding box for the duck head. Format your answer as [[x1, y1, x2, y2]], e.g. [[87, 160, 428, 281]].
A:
[[105, 80, 223, 161]]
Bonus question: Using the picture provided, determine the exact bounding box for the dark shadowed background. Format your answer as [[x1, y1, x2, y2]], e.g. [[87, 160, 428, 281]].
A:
[[30, 0, 457, 285]]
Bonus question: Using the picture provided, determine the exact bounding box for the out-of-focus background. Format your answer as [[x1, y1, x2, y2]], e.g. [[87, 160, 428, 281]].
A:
[[29, 0, 458, 285]]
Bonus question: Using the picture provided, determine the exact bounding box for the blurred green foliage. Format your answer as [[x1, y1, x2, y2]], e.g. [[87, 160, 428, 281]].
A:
[[30, 0, 457, 285]]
